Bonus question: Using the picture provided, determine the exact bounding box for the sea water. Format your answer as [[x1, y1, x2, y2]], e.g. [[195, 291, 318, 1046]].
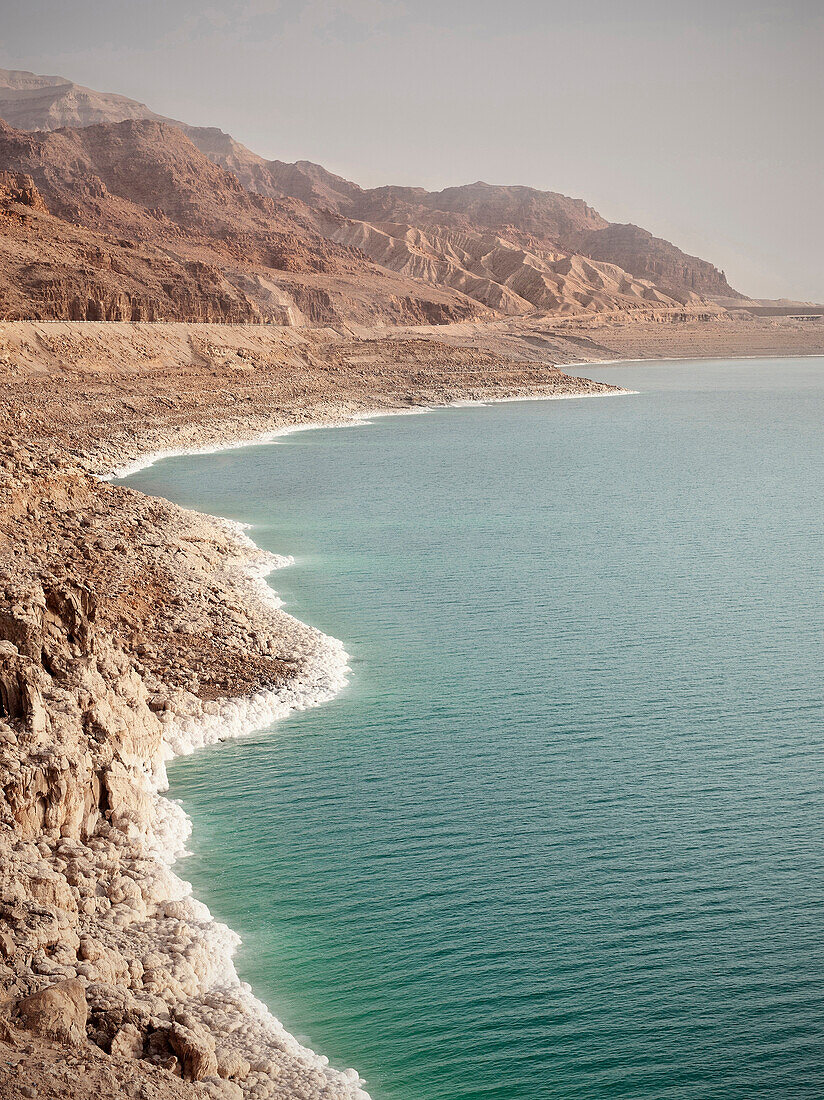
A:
[[123, 358, 824, 1100]]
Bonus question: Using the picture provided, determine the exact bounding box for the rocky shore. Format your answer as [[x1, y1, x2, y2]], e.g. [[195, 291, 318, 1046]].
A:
[[0, 319, 629, 1100], [0, 316, 821, 1100]]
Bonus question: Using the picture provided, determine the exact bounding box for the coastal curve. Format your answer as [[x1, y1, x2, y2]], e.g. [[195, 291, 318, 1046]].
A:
[[5, 316, 819, 1099], [0, 320, 628, 1099]]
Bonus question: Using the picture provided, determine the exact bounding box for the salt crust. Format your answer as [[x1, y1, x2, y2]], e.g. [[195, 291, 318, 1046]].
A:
[[135, 514, 368, 1098], [104, 391, 635, 1097], [103, 389, 634, 482]]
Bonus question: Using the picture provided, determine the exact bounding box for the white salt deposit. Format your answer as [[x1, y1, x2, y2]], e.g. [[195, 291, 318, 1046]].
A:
[[118, 475, 367, 1097], [107, 387, 635, 1098]]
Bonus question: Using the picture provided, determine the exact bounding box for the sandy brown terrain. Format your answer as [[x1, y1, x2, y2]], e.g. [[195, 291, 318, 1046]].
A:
[[3, 313, 821, 472], [385, 310, 824, 365], [0, 320, 619, 471], [0, 313, 822, 1100]]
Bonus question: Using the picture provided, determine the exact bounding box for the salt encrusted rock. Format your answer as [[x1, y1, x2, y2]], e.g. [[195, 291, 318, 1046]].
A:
[[110, 1021, 144, 1059], [15, 978, 88, 1046], [169, 1021, 219, 1081], [217, 1049, 251, 1080], [0, 604, 43, 660], [203, 1077, 244, 1100]]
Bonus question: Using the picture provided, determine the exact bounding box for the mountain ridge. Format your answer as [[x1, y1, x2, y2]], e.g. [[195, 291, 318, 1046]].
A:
[[0, 67, 743, 324], [0, 116, 491, 325]]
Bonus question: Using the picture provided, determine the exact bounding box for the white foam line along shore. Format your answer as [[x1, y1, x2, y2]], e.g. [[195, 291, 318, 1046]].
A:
[[575, 352, 824, 367], [111, 383, 636, 1097], [132, 515, 367, 1096], [105, 387, 636, 482]]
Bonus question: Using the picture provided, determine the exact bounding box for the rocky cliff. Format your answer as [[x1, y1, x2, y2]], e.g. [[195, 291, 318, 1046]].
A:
[[0, 117, 489, 326], [570, 222, 742, 300], [0, 68, 744, 320]]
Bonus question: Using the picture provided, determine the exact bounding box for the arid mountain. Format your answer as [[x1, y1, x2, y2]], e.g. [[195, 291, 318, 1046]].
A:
[[356, 180, 608, 241], [570, 223, 739, 299], [0, 120, 488, 325], [0, 118, 340, 264], [0, 67, 743, 323], [0, 68, 169, 131], [287, 175, 737, 300], [327, 220, 682, 314], [168, 150, 712, 310], [0, 168, 268, 323]]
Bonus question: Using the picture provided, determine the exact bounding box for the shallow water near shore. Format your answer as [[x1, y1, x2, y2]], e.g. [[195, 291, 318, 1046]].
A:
[[124, 358, 824, 1100]]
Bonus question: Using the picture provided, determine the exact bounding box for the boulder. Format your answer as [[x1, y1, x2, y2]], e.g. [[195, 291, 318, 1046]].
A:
[[168, 1022, 218, 1081], [16, 978, 88, 1045], [217, 1049, 251, 1080]]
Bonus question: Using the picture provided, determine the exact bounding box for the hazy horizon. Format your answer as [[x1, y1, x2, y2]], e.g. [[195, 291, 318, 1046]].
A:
[[2, 0, 822, 300]]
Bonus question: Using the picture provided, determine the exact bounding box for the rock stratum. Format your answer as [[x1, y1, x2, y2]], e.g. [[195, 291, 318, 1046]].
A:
[[0, 67, 744, 327]]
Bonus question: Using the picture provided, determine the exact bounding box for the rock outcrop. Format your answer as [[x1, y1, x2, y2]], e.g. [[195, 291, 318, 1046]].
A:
[[16, 979, 89, 1046], [570, 222, 742, 300], [0, 170, 47, 211], [0, 117, 488, 326]]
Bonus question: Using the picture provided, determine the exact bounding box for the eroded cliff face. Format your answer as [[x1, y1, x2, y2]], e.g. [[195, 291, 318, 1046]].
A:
[[570, 223, 742, 300], [0, 118, 493, 328]]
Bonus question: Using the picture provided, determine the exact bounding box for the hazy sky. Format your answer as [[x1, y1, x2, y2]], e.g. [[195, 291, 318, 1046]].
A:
[[2, 0, 822, 299]]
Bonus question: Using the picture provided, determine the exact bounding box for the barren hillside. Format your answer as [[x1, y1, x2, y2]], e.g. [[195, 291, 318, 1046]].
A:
[[0, 67, 744, 320]]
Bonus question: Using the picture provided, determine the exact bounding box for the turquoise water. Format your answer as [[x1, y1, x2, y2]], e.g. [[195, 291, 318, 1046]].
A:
[[124, 358, 824, 1100]]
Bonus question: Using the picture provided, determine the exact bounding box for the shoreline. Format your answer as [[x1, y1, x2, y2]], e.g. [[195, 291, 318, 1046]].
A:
[[0, 335, 627, 1099], [105, 387, 637, 482], [120, 352, 821, 1086], [111, 383, 640, 1095], [570, 351, 824, 367], [126, 484, 362, 1095], [141, 524, 366, 1098], [2, 328, 821, 1100]]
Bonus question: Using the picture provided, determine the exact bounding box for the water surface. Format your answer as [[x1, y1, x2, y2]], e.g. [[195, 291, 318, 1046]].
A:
[[124, 358, 824, 1100]]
